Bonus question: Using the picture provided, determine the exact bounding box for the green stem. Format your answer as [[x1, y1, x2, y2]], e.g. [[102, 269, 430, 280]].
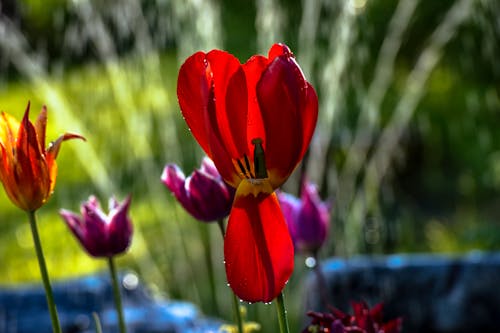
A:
[[108, 257, 127, 333], [92, 312, 103, 333], [231, 293, 244, 333], [217, 219, 225, 236], [275, 292, 290, 333], [217, 219, 244, 333], [200, 224, 220, 315], [27, 210, 62, 333]]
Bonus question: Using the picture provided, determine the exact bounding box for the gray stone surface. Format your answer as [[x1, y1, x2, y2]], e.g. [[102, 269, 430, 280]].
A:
[[304, 252, 500, 333], [0, 273, 221, 333]]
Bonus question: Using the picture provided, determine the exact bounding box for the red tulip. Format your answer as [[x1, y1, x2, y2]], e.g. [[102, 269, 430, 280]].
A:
[[0, 102, 84, 212], [177, 43, 318, 302]]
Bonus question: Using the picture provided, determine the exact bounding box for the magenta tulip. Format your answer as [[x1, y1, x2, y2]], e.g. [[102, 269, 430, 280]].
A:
[[278, 181, 331, 254], [60, 195, 133, 257]]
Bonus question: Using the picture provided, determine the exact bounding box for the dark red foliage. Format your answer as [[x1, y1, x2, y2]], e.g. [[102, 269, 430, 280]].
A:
[[302, 301, 402, 333]]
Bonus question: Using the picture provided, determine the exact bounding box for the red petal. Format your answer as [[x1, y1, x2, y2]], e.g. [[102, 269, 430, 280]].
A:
[[268, 43, 293, 62], [242, 55, 269, 153], [257, 53, 314, 188], [177, 51, 244, 187], [16, 107, 51, 210], [206, 50, 248, 159], [299, 83, 318, 159], [34, 105, 47, 154], [224, 191, 294, 302], [177, 52, 212, 156]]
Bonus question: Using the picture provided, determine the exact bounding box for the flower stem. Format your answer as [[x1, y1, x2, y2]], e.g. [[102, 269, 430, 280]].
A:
[[217, 219, 243, 333], [108, 257, 127, 333], [27, 210, 62, 333], [275, 292, 290, 333], [231, 293, 244, 333], [200, 224, 220, 315], [92, 312, 103, 333], [217, 219, 225, 236]]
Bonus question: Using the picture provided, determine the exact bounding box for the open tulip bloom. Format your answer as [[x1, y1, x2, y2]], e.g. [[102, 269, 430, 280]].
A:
[[177, 43, 318, 302], [0, 102, 84, 212]]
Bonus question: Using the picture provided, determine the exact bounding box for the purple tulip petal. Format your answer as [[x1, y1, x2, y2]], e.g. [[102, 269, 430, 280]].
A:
[[277, 191, 301, 245], [161, 164, 199, 218], [162, 158, 235, 222], [200, 156, 220, 178], [60, 209, 87, 246], [107, 195, 133, 255], [188, 169, 233, 221]]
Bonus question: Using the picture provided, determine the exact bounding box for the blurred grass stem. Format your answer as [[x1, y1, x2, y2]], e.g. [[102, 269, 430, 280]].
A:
[[28, 210, 62, 333], [108, 256, 127, 333], [92, 312, 103, 333]]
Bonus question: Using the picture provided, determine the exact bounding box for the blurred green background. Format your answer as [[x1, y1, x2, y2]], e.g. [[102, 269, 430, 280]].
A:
[[0, 0, 498, 331]]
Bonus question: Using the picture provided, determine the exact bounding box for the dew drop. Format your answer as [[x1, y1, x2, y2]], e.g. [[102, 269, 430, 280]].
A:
[[305, 256, 317, 268], [123, 272, 139, 290]]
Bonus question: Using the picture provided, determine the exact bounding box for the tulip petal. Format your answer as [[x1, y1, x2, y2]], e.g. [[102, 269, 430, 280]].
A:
[[60, 209, 87, 248], [177, 52, 241, 187], [296, 182, 329, 252], [0, 145, 22, 209], [267, 43, 294, 62], [224, 191, 294, 302], [45, 132, 85, 194], [34, 105, 47, 154], [107, 195, 133, 255], [187, 169, 233, 221], [15, 108, 51, 210], [200, 157, 220, 178], [81, 199, 109, 257], [242, 55, 269, 153], [177, 51, 212, 156], [257, 53, 315, 188], [161, 164, 199, 218], [277, 191, 301, 246], [0, 111, 19, 150], [299, 83, 319, 160], [206, 50, 249, 159]]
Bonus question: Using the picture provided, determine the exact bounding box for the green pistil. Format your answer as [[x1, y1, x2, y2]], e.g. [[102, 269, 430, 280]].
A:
[[252, 138, 268, 179]]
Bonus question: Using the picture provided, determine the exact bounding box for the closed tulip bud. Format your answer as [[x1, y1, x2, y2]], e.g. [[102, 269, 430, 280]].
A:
[[278, 181, 331, 254], [162, 157, 235, 222]]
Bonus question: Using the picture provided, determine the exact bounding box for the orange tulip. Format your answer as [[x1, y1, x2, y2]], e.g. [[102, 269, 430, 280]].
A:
[[0, 102, 84, 211]]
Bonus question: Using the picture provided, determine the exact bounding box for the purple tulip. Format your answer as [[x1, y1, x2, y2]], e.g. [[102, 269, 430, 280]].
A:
[[161, 157, 235, 222], [60, 195, 133, 258], [278, 181, 331, 254]]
